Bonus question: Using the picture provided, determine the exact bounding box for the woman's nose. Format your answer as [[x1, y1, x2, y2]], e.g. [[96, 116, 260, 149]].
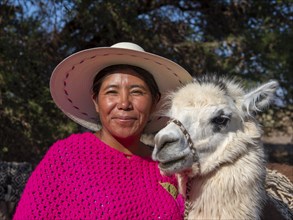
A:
[[117, 93, 132, 110]]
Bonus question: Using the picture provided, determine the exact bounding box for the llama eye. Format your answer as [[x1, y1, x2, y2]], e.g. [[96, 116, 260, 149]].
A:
[[212, 115, 230, 126]]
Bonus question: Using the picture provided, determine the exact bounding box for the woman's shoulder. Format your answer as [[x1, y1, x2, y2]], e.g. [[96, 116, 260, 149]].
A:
[[57, 131, 96, 142], [44, 132, 98, 157], [32, 132, 98, 173], [53, 132, 96, 147]]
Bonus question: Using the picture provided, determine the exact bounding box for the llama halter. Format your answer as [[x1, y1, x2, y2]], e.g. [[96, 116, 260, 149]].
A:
[[169, 119, 199, 163]]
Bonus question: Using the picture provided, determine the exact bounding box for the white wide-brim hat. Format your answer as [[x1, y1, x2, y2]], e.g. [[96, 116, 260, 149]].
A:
[[50, 42, 192, 133]]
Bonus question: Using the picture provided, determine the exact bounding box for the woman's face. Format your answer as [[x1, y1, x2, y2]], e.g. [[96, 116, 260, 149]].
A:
[[93, 69, 156, 141]]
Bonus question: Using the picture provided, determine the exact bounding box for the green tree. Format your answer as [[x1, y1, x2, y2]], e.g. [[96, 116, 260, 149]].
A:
[[0, 1, 77, 165], [53, 0, 292, 103]]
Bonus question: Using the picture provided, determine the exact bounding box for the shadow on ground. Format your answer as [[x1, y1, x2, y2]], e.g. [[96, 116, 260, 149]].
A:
[[264, 143, 293, 182], [265, 143, 293, 165]]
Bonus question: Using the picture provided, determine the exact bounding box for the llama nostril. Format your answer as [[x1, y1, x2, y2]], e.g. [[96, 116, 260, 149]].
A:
[[153, 131, 180, 161], [161, 139, 178, 149], [156, 139, 179, 156]]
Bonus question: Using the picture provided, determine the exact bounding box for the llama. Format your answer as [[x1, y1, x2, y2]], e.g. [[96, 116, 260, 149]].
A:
[[152, 75, 279, 220]]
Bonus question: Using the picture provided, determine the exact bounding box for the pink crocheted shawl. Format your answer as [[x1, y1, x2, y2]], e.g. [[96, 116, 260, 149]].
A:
[[13, 132, 184, 219]]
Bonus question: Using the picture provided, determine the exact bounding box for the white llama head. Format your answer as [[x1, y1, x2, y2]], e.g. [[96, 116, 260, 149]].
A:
[[152, 75, 278, 176]]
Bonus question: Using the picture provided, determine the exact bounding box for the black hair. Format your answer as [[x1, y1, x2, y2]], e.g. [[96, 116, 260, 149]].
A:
[[92, 64, 161, 103]]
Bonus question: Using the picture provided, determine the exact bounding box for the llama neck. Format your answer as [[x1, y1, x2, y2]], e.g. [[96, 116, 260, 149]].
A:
[[186, 153, 267, 220]]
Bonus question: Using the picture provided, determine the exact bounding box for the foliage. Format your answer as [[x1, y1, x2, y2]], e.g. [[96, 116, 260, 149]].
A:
[[0, 1, 78, 165], [0, 0, 292, 164]]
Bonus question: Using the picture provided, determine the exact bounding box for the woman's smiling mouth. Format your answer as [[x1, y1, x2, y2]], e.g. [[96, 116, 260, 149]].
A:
[[113, 116, 137, 124]]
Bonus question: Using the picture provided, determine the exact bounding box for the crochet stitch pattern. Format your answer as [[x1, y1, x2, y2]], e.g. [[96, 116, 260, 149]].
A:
[[13, 132, 184, 219]]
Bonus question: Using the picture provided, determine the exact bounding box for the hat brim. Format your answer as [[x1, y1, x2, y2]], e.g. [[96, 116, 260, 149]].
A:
[[50, 47, 192, 133]]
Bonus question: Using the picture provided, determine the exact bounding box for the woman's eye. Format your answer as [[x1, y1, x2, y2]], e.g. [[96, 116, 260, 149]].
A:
[[131, 90, 144, 95], [105, 90, 117, 94]]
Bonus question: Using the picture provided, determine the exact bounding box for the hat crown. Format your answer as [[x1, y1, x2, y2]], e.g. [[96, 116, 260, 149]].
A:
[[111, 42, 145, 52]]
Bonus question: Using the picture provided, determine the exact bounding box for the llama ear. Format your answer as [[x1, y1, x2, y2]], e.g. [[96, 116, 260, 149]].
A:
[[242, 80, 279, 115]]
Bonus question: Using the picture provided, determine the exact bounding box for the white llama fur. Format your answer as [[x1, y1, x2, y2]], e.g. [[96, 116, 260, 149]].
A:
[[152, 75, 279, 220]]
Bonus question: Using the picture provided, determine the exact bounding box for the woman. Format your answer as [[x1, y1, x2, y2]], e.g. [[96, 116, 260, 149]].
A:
[[13, 42, 193, 219]]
